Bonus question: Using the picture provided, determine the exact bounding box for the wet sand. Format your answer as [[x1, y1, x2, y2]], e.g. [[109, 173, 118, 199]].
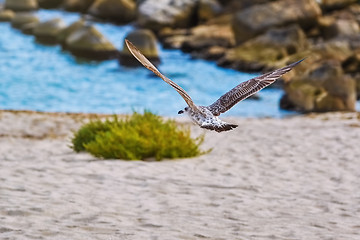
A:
[[1, 110, 360, 240]]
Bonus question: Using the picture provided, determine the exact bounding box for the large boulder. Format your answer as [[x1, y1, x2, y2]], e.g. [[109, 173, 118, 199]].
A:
[[119, 29, 160, 66], [281, 60, 356, 112], [4, 0, 38, 11], [33, 18, 66, 44], [218, 24, 308, 72], [280, 43, 357, 113], [11, 13, 39, 29], [57, 19, 86, 44], [64, 25, 118, 60], [0, 10, 15, 22], [137, 0, 198, 31], [63, 0, 96, 12], [38, 0, 64, 8], [232, 0, 322, 44], [88, 0, 136, 23]]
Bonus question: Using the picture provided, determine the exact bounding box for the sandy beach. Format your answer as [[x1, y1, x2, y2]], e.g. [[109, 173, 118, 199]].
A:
[[0, 110, 360, 240]]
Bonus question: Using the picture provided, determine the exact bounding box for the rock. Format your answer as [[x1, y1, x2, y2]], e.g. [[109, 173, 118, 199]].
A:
[[119, 29, 160, 66], [0, 9, 15, 22], [11, 13, 39, 29], [342, 51, 360, 74], [219, 0, 272, 12], [33, 18, 66, 44], [38, 0, 64, 8], [160, 13, 234, 57], [319, 16, 360, 39], [63, 0, 96, 12], [198, 0, 222, 23], [57, 19, 86, 44], [137, 0, 198, 31], [318, 0, 357, 11], [4, 0, 38, 11], [64, 25, 118, 60], [21, 21, 38, 34], [181, 24, 235, 53], [218, 24, 308, 72], [232, 0, 322, 44], [281, 60, 356, 112], [88, 0, 136, 23]]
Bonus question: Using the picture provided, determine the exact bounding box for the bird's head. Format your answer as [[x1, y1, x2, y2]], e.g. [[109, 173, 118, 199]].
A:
[[178, 107, 189, 114]]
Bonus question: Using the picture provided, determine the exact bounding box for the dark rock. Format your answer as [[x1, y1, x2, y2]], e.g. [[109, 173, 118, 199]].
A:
[[64, 25, 118, 60], [342, 51, 360, 74], [219, 24, 308, 71], [232, 0, 322, 44], [11, 13, 39, 29], [318, 16, 360, 39], [119, 29, 160, 67], [38, 0, 64, 8], [57, 19, 86, 44], [88, 0, 136, 23], [318, 0, 357, 12], [33, 18, 66, 45], [137, 0, 198, 31], [21, 21, 38, 34], [281, 60, 356, 112], [63, 0, 96, 12], [0, 9, 15, 21], [4, 0, 38, 11], [197, 0, 222, 23]]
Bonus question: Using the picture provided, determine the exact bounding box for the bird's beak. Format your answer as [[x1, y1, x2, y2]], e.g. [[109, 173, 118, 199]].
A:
[[178, 110, 184, 114]]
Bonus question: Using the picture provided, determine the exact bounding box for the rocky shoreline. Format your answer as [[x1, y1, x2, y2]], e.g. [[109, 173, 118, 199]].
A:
[[1, 0, 360, 113]]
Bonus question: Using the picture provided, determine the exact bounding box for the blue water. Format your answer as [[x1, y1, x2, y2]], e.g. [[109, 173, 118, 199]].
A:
[[0, 9, 299, 117]]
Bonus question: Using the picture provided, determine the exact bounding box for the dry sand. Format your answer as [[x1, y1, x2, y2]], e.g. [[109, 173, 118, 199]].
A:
[[0, 110, 360, 240]]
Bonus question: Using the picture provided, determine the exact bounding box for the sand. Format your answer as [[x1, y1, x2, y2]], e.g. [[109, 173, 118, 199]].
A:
[[0, 110, 360, 240]]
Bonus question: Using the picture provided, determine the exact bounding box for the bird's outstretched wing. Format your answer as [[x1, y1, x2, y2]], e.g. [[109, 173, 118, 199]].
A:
[[207, 59, 304, 116], [125, 39, 197, 110]]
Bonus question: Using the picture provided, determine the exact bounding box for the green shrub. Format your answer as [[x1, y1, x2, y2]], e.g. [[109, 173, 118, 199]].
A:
[[71, 111, 209, 160]]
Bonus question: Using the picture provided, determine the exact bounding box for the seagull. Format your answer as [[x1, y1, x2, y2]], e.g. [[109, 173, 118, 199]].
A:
[[125, 39, 303, 132]]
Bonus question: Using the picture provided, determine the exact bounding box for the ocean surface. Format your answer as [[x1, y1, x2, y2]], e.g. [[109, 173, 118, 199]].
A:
[[1, 9, 351, 117]]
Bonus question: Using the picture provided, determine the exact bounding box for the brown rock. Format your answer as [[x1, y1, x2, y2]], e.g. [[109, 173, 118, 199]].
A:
[[119, 29, 160, 66], [88, 0, 136, 23], [232, 0, 322, 44], [64, 25, 118, 60], [11, 13, 39, 29], [63, 0, 95, 12], [38, 0, 64, 8], [57, 19, 86, 44], [219, 25, 308, 72], [33, 18, 66, 44], [318, 0, 357, 11], [137, 0, 198, 31], [198, 0, 222, 23], [4, 0, 38, 11], [0, 10, 15, 22], [319, 16, 360, 39], [282, 60, 356, 112]]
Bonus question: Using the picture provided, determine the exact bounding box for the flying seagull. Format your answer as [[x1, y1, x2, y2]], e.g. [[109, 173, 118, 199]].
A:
[[125, 39, 303, 132]]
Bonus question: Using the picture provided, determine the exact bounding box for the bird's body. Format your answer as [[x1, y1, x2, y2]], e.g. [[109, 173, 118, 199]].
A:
[[125, 39, 303, 132], [183, 106, 238, 132]]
